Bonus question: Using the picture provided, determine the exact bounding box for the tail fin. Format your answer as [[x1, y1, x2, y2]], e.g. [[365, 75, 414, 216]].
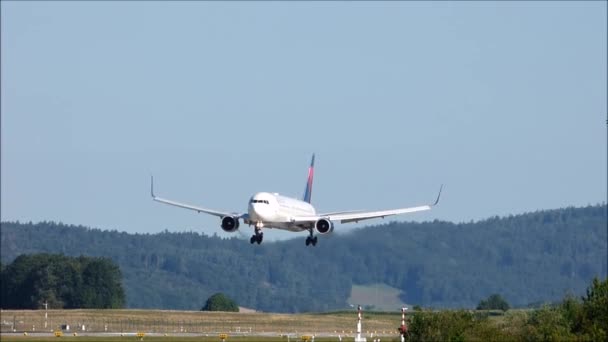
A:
[[302, 154, 315, 203]]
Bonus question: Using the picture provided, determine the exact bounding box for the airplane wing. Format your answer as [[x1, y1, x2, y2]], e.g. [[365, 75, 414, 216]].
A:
[[150, 176, 243, 218], [293, 185, 443, 224], [318, 210, 366, 216], [325, 205, 433, 223]]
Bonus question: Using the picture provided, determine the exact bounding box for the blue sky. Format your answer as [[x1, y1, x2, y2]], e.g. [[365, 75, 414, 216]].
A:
[[1, 2, 606, 240]]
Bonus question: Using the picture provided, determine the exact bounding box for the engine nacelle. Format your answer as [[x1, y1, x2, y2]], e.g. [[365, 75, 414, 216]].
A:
[[315, 218, 334, 234], [221, 216, 240, 233]]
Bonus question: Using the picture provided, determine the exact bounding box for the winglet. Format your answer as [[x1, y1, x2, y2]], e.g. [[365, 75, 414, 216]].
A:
[[302, 153, 315, 203], [433, 184, 443, 206], [150, 175, 156, 198]]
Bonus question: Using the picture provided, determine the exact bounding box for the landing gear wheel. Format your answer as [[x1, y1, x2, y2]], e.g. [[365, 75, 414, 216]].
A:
[[305, 235, 317, 247], [251, 227, 263, 245]]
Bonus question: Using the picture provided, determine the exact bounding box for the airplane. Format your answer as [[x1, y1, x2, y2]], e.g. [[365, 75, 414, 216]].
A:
[[150, 154, 442, 246]]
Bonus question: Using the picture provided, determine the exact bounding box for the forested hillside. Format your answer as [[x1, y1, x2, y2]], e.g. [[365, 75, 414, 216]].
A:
[[1, 254, 124, 309], [1, 204, 606, 312]]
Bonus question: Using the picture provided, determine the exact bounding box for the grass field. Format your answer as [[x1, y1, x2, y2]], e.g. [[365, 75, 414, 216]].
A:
[[1, 308, 517, 342], [2, 336, 388, 342], [0, 309, 403, 341], [1, 335, 394, 342], [1, 335, 392, 342]]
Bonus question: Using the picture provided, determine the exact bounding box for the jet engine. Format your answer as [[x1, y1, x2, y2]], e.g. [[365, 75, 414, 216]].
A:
[[315, 218, 334, 234], [221, 216, 240, 232]]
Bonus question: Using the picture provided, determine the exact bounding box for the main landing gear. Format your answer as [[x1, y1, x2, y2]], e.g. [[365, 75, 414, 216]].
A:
[[250, 226, 263, 245], [305, 230, 318, 247]]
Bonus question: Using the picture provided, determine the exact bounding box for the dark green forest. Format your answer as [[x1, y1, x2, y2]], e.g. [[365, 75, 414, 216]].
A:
[[0, 254, 125, 309], [1, 204, 606, 312]]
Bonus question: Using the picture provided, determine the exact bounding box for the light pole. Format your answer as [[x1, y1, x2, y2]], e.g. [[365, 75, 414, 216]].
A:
[[399, 307, 408, 342], [355, 305, 367, 342], [44, 301, 48, 330]]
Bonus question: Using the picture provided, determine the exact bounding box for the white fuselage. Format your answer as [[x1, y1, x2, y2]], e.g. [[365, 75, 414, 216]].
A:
[[247, 192, 316, 232]]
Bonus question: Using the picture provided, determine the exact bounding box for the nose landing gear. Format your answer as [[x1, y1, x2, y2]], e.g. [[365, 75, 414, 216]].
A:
[[250, 225, 263, 245], [305, 230, 318, 246], [250, 233, 263, 244]]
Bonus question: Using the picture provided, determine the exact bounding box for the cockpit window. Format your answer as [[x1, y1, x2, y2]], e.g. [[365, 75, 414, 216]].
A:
[[250, 199, 269, 204]]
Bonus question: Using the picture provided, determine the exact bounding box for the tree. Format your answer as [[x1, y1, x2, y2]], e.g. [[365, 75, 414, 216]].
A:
[[580, 277, 608, 340], [201, 293, 239, 312], [532, 277, 608, 341], [407, 310, 479, 341], [79, 258, 125, 308], [0, 253, 125, 309], [476, 294, 510, 311]]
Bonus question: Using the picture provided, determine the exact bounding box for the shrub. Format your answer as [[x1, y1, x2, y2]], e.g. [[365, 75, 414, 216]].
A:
[[201, 293, 239, 312], [477, 294, 510, 311]]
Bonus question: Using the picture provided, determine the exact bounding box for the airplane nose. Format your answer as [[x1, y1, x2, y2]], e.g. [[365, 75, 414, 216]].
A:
[[251, 203, 275, 222], [249, 203, 263, 221]]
